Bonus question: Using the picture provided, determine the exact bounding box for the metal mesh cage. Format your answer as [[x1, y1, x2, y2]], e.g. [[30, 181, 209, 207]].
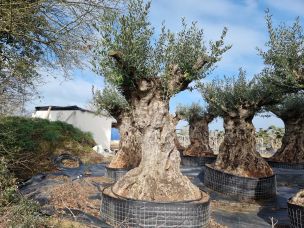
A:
[[268, 161, 304, 170], [181, 155, 217, 167], [288, 201, 304, 228], [100, 187, 210, 228], [203, 165, 277, 200], [105, 166, 130, 181]]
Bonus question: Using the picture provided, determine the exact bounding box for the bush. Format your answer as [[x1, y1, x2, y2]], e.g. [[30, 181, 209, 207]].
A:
[[0, 158, 50, 227], [0, 116, 97, 181]]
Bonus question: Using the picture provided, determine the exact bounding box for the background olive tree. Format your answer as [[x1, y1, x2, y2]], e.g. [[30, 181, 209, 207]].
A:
[[259, 12, 304, 91], [200, 70, 284, 177], [266, 93, 304, 163], [176, 103, 215, 157], [93, 85, 142, 169]]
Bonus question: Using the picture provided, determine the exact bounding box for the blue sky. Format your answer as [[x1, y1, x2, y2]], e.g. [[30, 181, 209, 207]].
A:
[[28, 0, 304, 130]]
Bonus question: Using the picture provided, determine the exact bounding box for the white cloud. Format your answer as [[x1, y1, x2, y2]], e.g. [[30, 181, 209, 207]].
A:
[[27, 70, 104, 113], [150, 0, 267, 77]]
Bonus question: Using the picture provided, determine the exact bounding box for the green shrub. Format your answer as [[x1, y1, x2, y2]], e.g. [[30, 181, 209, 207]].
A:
[[0, 116, 96, 181], [0, 158, 50, 227]]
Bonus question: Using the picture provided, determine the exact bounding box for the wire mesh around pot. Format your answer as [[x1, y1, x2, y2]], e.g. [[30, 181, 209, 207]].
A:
[[268, 161, 304, 170], [288, 200, 304, 228], [202, 164, 277, 201], [105, 166, 130, 181], [181, 155, 217, 167], [100, 186, 210, 228]]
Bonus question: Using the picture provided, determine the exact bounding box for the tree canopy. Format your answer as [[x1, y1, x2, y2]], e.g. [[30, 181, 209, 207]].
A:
[[94, 0, 230, 102], [200, 69, 284, 117], [176, 103, 214, 123], [266, 93, 304, 120], [93, 85, 129, 120], [259, 12, 304, 91], [0, 0, 121, 114]]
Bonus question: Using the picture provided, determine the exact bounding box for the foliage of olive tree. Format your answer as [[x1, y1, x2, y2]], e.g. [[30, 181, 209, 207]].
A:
[[256, 125, 284, 151], [259, 12, 304, 91], [0, 0, 121, 115], [176, 103, 215, 156], [266, 93, 304, 163], [200, 69, 285, 178], [94, 0, 230, 201]]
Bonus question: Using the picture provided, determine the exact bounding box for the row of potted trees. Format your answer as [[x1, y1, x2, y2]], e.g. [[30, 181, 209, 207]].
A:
[[92, 0, 303, 227]]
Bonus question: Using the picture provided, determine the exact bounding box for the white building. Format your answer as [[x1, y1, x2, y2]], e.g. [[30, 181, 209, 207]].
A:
[[32, 106, 116, 151]]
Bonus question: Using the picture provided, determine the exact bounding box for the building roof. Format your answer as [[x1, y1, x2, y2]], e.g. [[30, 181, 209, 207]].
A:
[[34, 105, 117, 123], [35, 105, 94, 113]]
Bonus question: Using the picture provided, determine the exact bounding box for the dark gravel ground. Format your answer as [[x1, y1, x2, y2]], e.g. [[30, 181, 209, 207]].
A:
[[20, 163, 304, 228]]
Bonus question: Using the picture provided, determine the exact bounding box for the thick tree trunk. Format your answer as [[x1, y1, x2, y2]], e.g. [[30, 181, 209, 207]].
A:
[[214, 114, 273, 178], [184, 117, 214, 157], [271, 117, 304, 163], [112, 88, 203, 201], [174, 132, 185, 152], [108, 112, 141, 169]]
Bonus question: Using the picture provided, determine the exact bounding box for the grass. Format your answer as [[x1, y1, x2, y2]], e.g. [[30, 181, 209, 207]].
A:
[[0, 157, 51, 227], [0, 116, 110, 227], [0, 116, 102, 181]]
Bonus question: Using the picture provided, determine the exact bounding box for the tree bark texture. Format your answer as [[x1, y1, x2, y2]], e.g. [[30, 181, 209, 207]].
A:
[[215, 113, 273, 178], [184, 116, 214, 157], [108, 112, 141, 169], [112, 83, 202, 201], [271, 117, 304, 163]]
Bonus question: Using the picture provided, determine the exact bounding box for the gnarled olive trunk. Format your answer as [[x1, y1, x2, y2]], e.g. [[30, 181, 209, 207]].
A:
[[184, 116, 214, 157], [112, 88, 202, 201], [271, 117, 304, 163], [174, 133, 185, 152], [215, 114, 273, 178], [108, 112, 141, 169]]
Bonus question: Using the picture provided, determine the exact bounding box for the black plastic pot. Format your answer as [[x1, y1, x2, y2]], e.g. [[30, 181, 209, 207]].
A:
[[268, 161, 304, 170], [202, 164, 276, 201], [105, 166, 130, 181], [181, 155, 216, 167], [288, 199, 304, 228], [100, 186, 210, 228]]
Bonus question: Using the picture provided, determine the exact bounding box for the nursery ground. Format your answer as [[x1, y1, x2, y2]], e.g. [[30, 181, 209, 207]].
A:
[[20, 163, 304, 228]]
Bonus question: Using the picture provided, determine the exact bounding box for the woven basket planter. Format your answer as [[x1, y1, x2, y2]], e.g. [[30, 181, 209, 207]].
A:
[[203, 164, 277, 201], [101, 186, 210, 228], [105, 166, 130, 181], [288, 199, 304, 228], [268, 161, 304, 170], [181, 155, 216, 167]]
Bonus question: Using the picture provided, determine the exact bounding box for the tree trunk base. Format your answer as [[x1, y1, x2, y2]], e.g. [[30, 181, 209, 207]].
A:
[[111, 164, 204, 202], [101, 186, 210, 227], [270, 119, 304, 164], [183, 148, 215, 157]]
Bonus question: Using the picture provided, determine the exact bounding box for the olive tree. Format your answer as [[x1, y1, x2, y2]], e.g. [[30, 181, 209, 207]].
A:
[[200, 70, 285, 178], [94, 0, 230, 201], [176, 103, 215, 157], [259, 12, 304, 91], [93, 85, 141, 169], [266, 93, 304, 163]]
